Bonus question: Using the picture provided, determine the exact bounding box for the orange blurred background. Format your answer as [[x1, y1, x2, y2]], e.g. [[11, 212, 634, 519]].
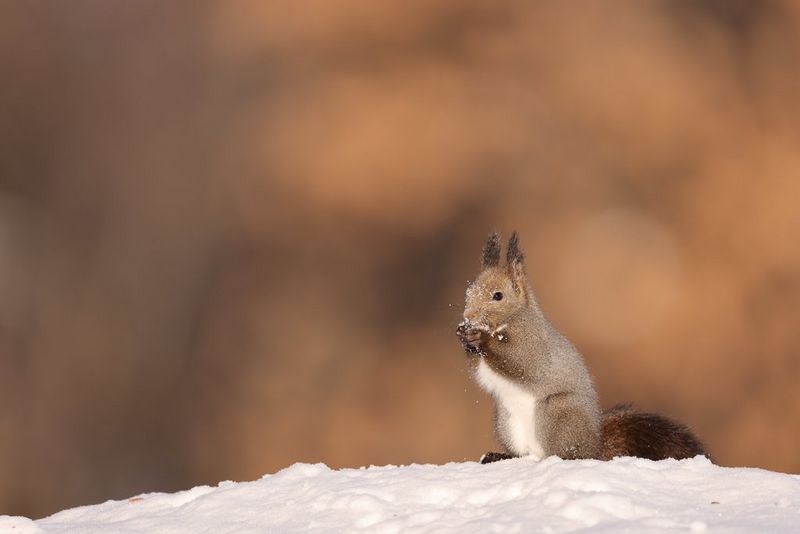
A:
[[2, 0, 799, 518]]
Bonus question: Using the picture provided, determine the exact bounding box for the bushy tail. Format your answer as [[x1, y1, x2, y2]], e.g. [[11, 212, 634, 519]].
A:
[[600, 404, 709, 461]]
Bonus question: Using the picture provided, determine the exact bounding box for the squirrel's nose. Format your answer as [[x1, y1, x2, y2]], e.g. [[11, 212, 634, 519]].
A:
[[463, 308, 481, 325]]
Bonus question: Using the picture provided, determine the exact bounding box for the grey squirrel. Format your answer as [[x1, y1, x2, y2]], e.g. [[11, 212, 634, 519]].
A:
[[456, 231, 707, 463]]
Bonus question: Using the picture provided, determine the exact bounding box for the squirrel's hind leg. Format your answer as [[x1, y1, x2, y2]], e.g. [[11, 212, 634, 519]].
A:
[[539, 393, 602, 459]]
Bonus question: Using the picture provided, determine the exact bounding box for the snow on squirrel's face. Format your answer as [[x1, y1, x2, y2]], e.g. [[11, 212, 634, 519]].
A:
[[463, 267, 526, 329]]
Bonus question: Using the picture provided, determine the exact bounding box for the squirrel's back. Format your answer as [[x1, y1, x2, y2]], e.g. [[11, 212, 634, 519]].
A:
[[601, 404, 708, 461]]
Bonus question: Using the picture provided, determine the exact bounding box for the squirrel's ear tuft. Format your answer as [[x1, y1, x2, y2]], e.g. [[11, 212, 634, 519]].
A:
[[506, 231, 527, 293], [481, 232, 501, 268], [506, 231, 524, 266]]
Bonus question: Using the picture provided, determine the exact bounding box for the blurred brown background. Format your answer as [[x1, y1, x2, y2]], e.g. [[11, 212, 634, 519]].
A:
[[2, 0, 800, 518]]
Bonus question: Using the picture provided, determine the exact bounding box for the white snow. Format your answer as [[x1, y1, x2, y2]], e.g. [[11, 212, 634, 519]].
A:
[[3, 456, 799, 533]]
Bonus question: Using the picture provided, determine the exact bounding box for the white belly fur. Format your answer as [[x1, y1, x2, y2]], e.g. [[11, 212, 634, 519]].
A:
[[476, 358, 544, 459]]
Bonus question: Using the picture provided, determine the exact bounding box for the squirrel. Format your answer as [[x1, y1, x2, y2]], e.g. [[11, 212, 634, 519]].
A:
[[456, 231, 708, 463]]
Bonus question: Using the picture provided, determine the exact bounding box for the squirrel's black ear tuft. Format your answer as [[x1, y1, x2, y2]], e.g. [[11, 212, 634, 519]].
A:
[[506, 231, 527, 295], [506, 231, 524, 266], [482, 232, 501, 268]]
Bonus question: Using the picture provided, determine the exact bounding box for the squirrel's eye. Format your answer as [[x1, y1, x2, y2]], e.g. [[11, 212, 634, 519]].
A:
[[492, 291, 503, 301]]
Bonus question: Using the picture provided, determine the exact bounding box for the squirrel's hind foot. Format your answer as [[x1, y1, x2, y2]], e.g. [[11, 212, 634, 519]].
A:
[[480, 451, 515, 464]]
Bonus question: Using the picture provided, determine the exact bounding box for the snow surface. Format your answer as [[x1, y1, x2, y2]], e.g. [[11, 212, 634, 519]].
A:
[[3, 456, 799, 533]]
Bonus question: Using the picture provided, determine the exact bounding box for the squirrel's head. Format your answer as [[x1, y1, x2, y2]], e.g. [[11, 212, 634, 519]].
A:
[[463, 231, 530, 329]]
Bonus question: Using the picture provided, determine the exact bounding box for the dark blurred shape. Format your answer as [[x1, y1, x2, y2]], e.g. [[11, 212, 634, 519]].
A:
[[1, 0, 799, 518]]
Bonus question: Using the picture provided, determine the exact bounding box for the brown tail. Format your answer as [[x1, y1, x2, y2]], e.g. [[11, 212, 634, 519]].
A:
[[600, 404, 709, 461]]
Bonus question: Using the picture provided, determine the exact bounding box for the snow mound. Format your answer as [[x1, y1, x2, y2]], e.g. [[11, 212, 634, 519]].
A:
[[3, 456, 799, 533]]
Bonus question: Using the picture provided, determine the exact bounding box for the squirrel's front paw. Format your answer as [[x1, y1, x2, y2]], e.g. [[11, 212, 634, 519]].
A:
[[456, 323, 487, 353]]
